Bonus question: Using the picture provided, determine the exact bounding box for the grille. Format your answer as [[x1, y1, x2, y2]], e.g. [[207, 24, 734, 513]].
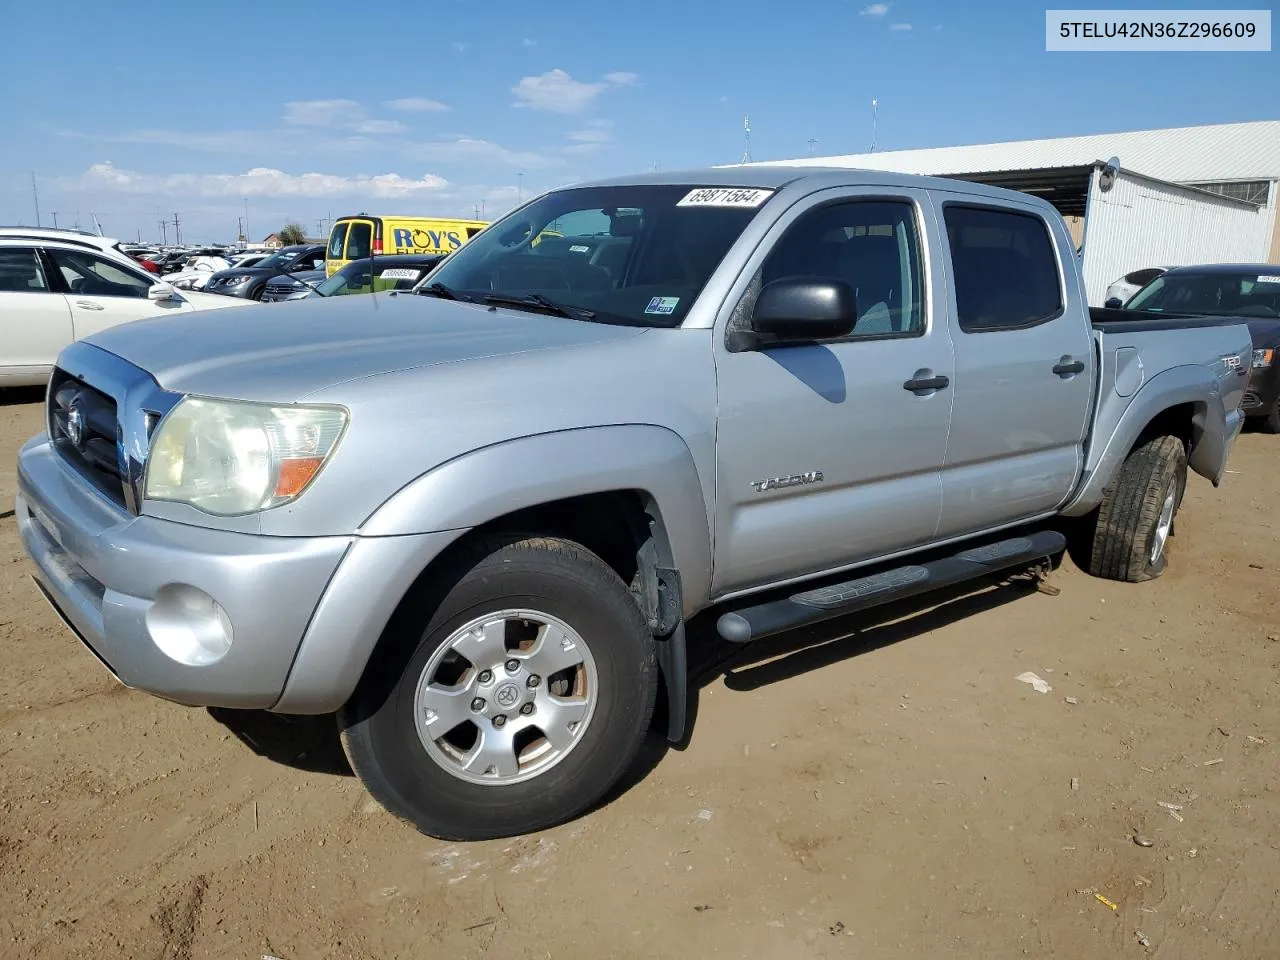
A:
[[47, 369, 126, 506], [262, 280, 300, 300]]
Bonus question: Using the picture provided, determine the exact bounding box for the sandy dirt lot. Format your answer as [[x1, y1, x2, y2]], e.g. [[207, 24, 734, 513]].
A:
[[2, 387, 1278, 960]]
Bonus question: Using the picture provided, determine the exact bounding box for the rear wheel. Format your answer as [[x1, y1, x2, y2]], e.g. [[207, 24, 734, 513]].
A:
[[1259, 399, 1280, 434], [1087, 434, 1187, 582], [340, 536, 657, 840]]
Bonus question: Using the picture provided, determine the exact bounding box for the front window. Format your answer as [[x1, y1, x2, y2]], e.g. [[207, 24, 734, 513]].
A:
[[254, 249, 298, 272], [1126, 271, 1280, 318], [421, 184, 775, 326], [315, 259, 432, 296], [48, 249, 151, 298]]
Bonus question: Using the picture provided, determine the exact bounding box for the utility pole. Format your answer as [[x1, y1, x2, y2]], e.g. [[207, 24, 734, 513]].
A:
[[172, 212, 181, 246], [51, 212, 59, 228], [741, 115, 752, 164], [243, 198, 249, 243], [807, 137, 819, 157], [517, 172, 523, 202], [473, 203, 480, 219], [480, 199, 486, 218], [159, 219, 168, 245], [31, 172, 41, 226], [870, 98, 879, 153]]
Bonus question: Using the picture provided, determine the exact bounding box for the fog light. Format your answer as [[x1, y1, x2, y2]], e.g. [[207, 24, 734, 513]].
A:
[[146, 584, 234, 666]]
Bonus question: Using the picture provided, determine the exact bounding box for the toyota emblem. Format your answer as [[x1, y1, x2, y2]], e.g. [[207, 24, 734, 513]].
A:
[[65, 403, 85, 448]]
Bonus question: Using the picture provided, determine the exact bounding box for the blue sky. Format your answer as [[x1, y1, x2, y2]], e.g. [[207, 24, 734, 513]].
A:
[[0, 0, 1274, 242]]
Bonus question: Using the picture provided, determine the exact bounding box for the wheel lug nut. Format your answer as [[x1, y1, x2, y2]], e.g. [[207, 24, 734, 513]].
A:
[[526, 674, 541, 688], [470, 698, 485, 712], [477, 670, 493, 684], [505, 659, 520, 673], [520, 703, 534, 716], [493, 715, 507, 727]]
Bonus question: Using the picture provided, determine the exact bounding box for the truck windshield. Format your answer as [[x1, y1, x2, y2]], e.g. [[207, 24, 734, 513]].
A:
[[418, 184, 776, 326], [1126, 270, 1280, 318]]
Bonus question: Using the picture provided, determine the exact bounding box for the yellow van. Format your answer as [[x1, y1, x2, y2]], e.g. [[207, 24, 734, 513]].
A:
[[325, 215, 489, 276]]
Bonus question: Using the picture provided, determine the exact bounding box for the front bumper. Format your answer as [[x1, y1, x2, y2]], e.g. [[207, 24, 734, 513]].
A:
[[17, 435, 462, 712], [1241, 363, 1280, 416]]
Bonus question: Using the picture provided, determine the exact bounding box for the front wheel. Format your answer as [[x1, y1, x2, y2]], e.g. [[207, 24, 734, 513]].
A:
[[340, 536, 658, 840], [1087, 434, 1187, 582]]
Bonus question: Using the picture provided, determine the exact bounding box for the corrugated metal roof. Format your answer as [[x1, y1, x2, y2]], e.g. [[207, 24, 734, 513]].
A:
[[756, 121, 1280, 183]]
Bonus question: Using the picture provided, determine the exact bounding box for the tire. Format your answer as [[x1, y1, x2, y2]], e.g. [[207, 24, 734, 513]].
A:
[[1259, 400, 1280, 435], [250, 285, 266, 301], [340, 536, 658, 841], [1087, 434, 1187, 582]]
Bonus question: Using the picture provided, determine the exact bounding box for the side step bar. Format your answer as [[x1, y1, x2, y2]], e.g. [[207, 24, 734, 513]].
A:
[[715, 530, 1066, 645]]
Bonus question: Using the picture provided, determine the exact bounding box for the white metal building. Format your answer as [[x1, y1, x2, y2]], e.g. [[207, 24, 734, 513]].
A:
[[756, 121, 1280, 304]]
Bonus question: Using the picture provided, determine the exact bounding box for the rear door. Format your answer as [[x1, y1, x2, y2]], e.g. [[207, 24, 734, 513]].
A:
[[44, 247, 184, 340], [934, 198, 1093, 539], [0, 246, 72, 372]]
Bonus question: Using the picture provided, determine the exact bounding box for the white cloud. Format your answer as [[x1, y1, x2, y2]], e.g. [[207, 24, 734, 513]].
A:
[[511, 69, 639, 114], [860, 3, 890, 15], [356, 119, 409, 134], [409, 137, 564, 169], [568, 128, 612, 144], [384, 97, 450, 112], [891, 22, 913, 31], [282, 99, 364, 127], [56, 127, 293, 154], [522, 37, 537, 47], [74, 161, 450, 199], [452, 41, 469, 53]]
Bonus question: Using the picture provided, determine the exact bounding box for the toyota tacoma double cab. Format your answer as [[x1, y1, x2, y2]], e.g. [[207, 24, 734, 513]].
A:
[[15, 168, 1251, 840]]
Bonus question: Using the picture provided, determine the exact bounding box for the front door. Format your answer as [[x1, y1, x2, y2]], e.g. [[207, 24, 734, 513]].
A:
[[712, 190, 955, 596], [44, 247, 185, 341], [934, 199, 1094, 539]]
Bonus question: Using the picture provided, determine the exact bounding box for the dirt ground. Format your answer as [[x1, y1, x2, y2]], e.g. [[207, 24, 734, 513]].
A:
[[2, 386, 1278, 960]]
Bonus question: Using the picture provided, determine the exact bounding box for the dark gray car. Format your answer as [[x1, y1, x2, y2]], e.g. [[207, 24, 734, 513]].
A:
[[204, 244, 327, 300]]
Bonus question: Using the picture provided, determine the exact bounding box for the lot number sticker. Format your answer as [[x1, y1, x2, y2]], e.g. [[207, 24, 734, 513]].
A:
[[377, 268, 423, 280], [677, 187, 774, 208], [1257, 275, 1280, 283]]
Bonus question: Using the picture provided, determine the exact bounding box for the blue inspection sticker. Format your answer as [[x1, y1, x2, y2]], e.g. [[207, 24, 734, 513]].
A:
[[644, 296, 680, 315]]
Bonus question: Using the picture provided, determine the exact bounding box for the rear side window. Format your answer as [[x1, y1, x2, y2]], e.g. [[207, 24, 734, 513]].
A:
[[0, 247, 48, 291], [346, 222, 372, 259], [944, 205, 1063, 332], [328, 223, 349, 259], [1125, 267, 1163, 288]]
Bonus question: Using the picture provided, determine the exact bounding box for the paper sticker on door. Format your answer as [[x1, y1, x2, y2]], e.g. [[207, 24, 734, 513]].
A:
[[676, 188, 774, 208], [645, 296, 680, 315]]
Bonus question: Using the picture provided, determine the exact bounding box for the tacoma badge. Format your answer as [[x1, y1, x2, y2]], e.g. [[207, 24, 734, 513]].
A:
[[750, 471, 824, 493]]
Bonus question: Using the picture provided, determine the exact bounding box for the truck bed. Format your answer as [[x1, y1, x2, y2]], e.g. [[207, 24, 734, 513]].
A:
[[1089, 306, 1248, 333]]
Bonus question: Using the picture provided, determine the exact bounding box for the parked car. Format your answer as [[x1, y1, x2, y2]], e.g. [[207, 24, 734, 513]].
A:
[[259, 268, 327, 302], [1109, 263, 1280, 431], [203, 244, 326, 300], [266, 253, 445, 302], [15, 168, 1250, 841], [162, 255, 232, 290], [0, 236, 240, 386], [0, 227, 145, 268], [1104, 266, 1170, 306], [325, 215, 486, 276]]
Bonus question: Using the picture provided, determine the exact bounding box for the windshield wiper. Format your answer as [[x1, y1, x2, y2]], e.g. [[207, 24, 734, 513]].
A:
[[418, 281, 474, 302], [482, 292, 596, 321]]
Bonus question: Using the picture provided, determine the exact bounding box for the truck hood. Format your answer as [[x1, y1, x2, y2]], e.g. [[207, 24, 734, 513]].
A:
[[1246, 317, 1280, 349], [83, 292, 647, 401]]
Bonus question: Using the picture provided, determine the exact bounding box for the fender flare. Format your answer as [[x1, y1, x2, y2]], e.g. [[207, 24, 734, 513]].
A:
[[359, 424, 714, 618], [1061, 365, 1225, 517]]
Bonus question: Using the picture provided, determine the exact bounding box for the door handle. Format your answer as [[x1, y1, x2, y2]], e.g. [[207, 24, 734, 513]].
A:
[[74, 300, 105, 311], [903, 372, 950, 393], [1052, 357, 1085, 377]]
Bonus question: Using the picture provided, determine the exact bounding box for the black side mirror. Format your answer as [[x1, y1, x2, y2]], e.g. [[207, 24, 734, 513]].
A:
[[735, 278, 856, 351], [1104, 296, 1123, 309]]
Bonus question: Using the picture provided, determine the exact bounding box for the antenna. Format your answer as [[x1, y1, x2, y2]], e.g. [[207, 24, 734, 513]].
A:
[[92, 213, 104, 236], [741, 114, 752, 164], [870, 99, 879, 153], [807, 137, 819, 157], [30, 172, 41, 227]]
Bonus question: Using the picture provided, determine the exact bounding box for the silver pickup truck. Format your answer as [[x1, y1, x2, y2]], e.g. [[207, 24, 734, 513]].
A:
[[15, 168, 1250, 840]]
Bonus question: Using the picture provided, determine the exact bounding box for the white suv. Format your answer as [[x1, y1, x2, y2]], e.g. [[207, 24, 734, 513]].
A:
[[0, 233, 241, 387]]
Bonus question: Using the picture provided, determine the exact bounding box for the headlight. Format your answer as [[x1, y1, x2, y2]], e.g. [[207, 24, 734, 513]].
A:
[[171, 278, 195, 290], [1253, 348, 1274, 369], [144, 398, 348, 516], [221, 274, 255, 285]]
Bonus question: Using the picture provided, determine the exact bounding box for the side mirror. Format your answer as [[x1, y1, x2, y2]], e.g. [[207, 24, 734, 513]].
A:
[[739, 278, 856, 350], [1104, 296, 1123, 309], [148, 282, 180, 302]]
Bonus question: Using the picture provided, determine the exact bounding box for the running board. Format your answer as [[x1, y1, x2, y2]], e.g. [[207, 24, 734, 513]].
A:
[[715, 530, 1066, 645]]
